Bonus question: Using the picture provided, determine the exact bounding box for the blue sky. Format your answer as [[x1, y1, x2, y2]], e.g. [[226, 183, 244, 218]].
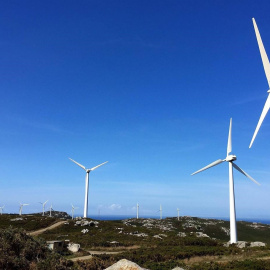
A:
[[1, 0, 270, 219]]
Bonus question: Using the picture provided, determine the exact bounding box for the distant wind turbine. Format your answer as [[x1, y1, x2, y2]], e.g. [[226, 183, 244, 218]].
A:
[[39, 200, 48, 216], [19, 203, 29, 216], [71, 204, 79, 220], [0, 205, 4, 215], [158, 204, 162, 220], [250, 18, 270, 148], [69, 158, 108, 218], [177, 208, 180, 221], [191, 118, 260, 243], [49, 204, 53, 217], [136, 203, 139, 219]]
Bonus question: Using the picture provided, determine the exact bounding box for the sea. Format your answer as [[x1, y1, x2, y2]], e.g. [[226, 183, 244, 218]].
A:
[[77, 214, 270, 225]]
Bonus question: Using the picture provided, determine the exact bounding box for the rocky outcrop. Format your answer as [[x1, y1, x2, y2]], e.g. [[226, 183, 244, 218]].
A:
[[67, 243, 80, 253], [224, 241, 266, 248], [250, 241, 266, 247], [105, 259, 148, 270]]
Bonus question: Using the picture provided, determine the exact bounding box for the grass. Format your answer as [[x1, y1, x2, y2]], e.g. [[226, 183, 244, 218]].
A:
[[1, 214, 270, 269]]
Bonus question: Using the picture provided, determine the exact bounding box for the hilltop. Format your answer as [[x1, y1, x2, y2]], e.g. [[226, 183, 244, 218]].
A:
[[1, 214, 270, 269]]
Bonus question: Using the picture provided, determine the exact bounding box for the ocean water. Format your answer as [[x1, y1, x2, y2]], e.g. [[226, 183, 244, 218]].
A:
[[78, 214, 270, 225]]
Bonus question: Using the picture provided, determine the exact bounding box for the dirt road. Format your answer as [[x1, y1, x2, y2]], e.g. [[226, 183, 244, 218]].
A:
[[28, 221, 66, 236], [70, 251, 121, 262]]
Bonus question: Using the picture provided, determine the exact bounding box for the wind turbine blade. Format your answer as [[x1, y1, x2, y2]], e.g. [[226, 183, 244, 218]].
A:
[[44, 200, 48, 205], [249, 93, 270, 148], [227, 118, 232, 155], [232, 163, 260, 185], [90, 161, 108, 171], [69, 158, 86, 170], [252, 18, 270, 87], [191, 159, 225, 175]]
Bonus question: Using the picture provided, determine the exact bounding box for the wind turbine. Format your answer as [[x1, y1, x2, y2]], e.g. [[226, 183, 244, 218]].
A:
[[249, 18, 270, 148], [19, 203, 29, 216], [136, 203, 139, 219], [191, 118, 260, 243], [69, 158, 108, 218], [71, 204, 79, 220], [0, 205, 4, 215], [177, 208, 180, 221], [159, 204, 162, 220], [49, 204, 53, 217], [39, 200, 48, 216]]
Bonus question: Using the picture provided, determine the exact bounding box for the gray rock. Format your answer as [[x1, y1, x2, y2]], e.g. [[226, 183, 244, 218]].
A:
[[67, 243, 80, 253], [105, 259, 148, 270], [250, 241, 266, 247], [237, 241, 247, 248]]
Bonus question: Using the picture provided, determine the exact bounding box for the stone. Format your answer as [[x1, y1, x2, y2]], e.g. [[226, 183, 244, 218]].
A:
[[250, 241, 266, 247], [67, 243, 80, 253], [237, 241, 247, 248], [105, 259, 148, 270]]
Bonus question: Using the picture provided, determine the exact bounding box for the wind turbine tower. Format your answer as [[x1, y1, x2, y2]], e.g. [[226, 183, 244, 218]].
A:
[[160, 204, 162, 220], [0, 205, 4, 215], [69, 158, 108, 218], [250, 18, 270, 148], [177, 208, 180, 221], [191, 118, 260, 244], [19, 203, 29, 216], [49, 204, 53, 217], [71, 204, 79, 220], [39, 200, 48, 216], [137, 203, 139, 219]]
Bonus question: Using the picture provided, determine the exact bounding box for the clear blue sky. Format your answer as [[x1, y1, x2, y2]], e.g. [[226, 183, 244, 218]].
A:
[[1, 0, 270, 219]]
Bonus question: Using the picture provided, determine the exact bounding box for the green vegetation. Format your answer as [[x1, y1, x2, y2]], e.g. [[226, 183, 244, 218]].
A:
[[1, 215, 270, 269], [0, 214, 58, 231], [0, 227, 73, 269]]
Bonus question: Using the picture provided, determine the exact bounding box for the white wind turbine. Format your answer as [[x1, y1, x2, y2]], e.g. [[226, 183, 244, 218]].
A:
[[19, 203, 29, 216], [39, 200, 48, 216], [136, 203, 139, 219], [250, 18, 270, 148], [69, 158, 108, 218], [71, 204, 79, 220], [177, 208, 180, 221], [49, 204, 53, 217], [0, 205, 4, 215], [158, 204, 162, 220], [191, 118, 260, 244]]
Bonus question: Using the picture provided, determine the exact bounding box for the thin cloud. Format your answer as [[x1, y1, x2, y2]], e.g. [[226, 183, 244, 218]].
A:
[[108, 203, 122, 210], [230, 94, 266, 106], [8, 115, 73, 134]]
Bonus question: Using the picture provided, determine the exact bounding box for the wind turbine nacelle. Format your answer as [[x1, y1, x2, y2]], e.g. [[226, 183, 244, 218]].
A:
[[226, 155, 237, 162]]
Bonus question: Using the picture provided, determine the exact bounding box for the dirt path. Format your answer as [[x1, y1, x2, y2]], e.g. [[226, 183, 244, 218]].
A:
[[183, 251, 270, 265], [70, 255, 93, 262], [28, 221, 66, 236], [70, 246, 140, 262]]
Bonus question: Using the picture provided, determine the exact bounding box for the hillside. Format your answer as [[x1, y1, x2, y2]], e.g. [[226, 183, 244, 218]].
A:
[[1, 214, 270, 269]]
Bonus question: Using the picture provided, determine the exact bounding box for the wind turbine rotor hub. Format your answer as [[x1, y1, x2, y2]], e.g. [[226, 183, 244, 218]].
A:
[[226, 155, 237, 162], [86, 169, 91, 173], [267, 89, 270, 93]]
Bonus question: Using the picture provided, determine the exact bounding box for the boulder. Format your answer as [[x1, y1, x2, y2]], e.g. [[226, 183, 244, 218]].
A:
[[105, 259, 148, 270], [237, 241, 247, 248], [67, 243, 80, 253], [250, 241, 266, 247]]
